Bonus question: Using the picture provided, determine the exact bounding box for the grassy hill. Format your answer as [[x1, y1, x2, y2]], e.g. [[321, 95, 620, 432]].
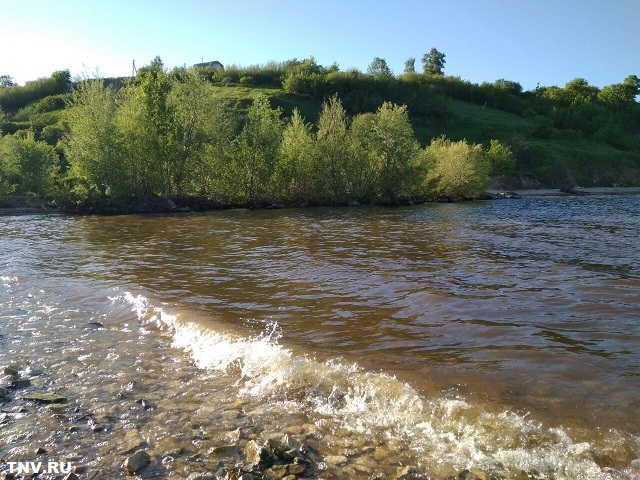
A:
[[2, 69, 639, 191]]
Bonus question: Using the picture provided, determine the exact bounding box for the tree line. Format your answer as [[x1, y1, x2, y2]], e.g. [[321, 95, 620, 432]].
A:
[[1, 52, 638, 211], [0, 62, 514, 210], [191, 52, 639, 152]]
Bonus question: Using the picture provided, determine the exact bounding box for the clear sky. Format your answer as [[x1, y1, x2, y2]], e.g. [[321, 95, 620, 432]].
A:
[[1, 0, 638, 91]]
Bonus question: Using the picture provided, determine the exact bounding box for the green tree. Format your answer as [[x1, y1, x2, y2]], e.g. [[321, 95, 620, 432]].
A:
[[368, 102, 421, 199], [275, 108, 319, 203], [404, 58, 416, 75], [598, 75, 640, 105], [168, 70, 215, 196], [0, 75, 16, 88], [347, 112, 377, 200], [198, 99, 238, 200], [116, 63, 176, 197], [0, 131, 58, 195], [233, 94, 284, 204], [563, 78, 599, 105], [484, 139, 516, 172], [367, 57, 393, 78], [423, 136, 490, 199], [422, 48, 446, 75], [64, 79, 126, 200], [316, 94, 350, 200]]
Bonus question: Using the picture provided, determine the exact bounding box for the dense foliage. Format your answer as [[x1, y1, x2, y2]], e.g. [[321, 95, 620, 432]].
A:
[[0, 53, 638, 212], [59, 71, 501, 209]]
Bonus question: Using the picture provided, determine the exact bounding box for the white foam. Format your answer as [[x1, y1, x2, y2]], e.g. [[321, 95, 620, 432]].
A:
[[120, 292, 638, 479]]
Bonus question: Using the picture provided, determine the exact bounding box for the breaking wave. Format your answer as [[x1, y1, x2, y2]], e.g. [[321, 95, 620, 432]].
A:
[[120, 292, 639, 479]]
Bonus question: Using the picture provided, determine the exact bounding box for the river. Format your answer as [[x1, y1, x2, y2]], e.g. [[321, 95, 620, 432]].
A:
[[1, 195, 639, 479]]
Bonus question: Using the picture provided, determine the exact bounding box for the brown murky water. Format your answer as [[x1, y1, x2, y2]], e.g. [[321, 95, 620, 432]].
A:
[[1, 195, 639, 479]]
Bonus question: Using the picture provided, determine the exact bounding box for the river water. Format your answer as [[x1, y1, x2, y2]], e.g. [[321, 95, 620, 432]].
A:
[[1, 195, 639, 479]]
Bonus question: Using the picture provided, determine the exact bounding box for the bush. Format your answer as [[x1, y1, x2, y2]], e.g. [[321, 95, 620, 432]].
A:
[[422, 135, 490, 198]]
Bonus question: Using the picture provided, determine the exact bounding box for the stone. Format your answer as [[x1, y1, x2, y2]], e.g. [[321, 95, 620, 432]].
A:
[[84, 322, 104, 329], [186, 472, 218, 480], [373, 446, 391, 461], [208, 445, 239, 457], [63, 474, 80, 480], [0, 376, 15, 388], [266, 464, 306, 477], [244, 439, 274, 466], [3, 365, 19, 376], [135, 398, 155, 410], [122, 450, 151, 473], [283, 434, 301, 450], [21, 392, 66, 404], [119, 429, 147, 454], [455, 469, 492, 480], [35, 446, 47, 454], [155, 436, 185, 457], [396, 465, 419, 479], [265, 438, 289, 459], [0, 386, 8, 398], [354, 455, 378, 470], [324, 455, 348, 466], [11, 378, 31, 388]]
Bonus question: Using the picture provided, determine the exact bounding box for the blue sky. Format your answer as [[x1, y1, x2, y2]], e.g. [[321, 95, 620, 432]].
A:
[[1, 0, 638, 91]]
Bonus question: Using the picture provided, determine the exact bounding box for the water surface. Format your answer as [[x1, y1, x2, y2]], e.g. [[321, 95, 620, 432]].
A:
[[1, 195, 639, 478]]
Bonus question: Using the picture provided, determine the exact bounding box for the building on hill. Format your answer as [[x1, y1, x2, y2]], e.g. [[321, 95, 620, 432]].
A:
[[194, 60, 224, 70]]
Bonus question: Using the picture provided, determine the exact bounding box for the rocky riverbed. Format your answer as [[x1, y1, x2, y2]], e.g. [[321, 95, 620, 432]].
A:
[[0, 359, 518, 480]]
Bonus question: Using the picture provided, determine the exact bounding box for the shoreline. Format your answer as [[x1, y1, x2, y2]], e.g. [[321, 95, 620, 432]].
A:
[[487, 186, 640, 197], [1, 186, 640, 217]]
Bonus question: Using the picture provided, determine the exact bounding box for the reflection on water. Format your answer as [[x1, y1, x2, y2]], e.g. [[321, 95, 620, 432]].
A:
[[1, 195, 639, 478]]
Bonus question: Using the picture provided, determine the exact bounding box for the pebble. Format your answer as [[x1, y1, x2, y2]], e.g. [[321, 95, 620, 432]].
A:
[[324, 454, 349, 466]]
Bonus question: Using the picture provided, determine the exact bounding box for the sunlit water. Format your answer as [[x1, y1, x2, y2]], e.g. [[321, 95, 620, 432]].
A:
[[1, 195, 639, 479]]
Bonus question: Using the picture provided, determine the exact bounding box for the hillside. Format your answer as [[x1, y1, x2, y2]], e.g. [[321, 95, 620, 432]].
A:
[[1, 62, 639, 211]]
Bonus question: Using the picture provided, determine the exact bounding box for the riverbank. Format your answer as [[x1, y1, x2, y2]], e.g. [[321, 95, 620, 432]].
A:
[[0, 196, 58, 216], [2, 186, 640, 217], [487, 186, 640, 197]]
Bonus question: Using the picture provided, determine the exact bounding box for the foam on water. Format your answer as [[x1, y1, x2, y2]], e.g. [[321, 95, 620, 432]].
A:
[[121, 292, 639, 479]]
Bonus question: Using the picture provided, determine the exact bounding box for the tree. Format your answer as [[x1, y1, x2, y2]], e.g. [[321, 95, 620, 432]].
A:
[[198, 99, 238, 200], [484, 139, 516, 172], [316, 94, 350, 200], [404, 58, 416, 75], [0, 131, 58, 195], [233, 94, 284, 204], [422, 48, 446, 75], [598, 75, 640, 105], [493, 79, 523, 95], [65, 79, 126, 200], [563, 78, 599, 105], [118, 63, 177, 196], [368, 102, 421, 199], [275, 108, 319, 203], [422, 136, 490, 199], [367, 57, 393, 78], [168, 70, 215, 196], [0, 75, 16, 88], [347, 112, 378, 200]]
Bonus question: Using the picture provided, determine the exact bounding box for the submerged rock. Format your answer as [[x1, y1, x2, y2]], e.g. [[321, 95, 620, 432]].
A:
[[21, 392, 66, 404], [244, 439, 274, 467], [122, 449, 151, 473], [11, 377, 31, 388], [453, 469, 492, 480], [3, 365, 20, 376], [324, 455, 349, 466], [395, 465, 418, 479]]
